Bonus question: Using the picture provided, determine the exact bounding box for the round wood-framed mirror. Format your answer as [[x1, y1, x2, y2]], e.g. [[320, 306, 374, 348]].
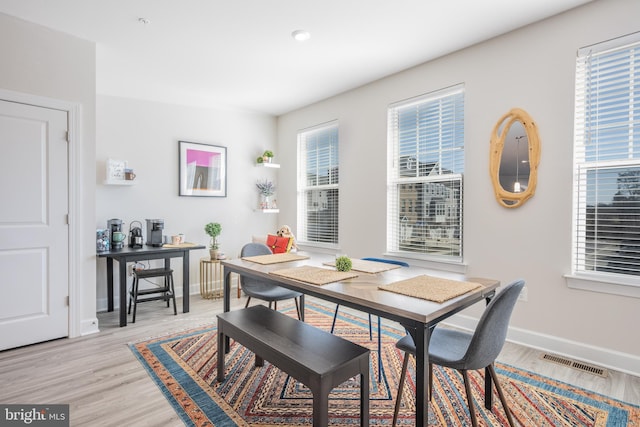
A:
[[489, 108, 541, 208]]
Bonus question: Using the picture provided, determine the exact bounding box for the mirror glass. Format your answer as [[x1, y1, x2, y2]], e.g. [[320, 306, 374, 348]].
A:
[[489, 108, 540, 208], [498, 122, 530, 194]]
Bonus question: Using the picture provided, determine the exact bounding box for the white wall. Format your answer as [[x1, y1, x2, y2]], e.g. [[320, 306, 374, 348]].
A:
[[277, 0, 640, 374], [0, 13, 97, 336], [95, 96, 279, 310]]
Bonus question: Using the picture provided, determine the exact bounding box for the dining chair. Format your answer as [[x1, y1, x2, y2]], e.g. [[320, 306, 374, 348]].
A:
[[239, 243, 303, 319], [330, 257, 409, 381], [392, 279, 524, 427]]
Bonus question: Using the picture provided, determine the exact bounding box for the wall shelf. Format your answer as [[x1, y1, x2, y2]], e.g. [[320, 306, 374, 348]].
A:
[[256, 162, 280, 169], [104, 179, 135, 186], [256, 156, 279, 211]]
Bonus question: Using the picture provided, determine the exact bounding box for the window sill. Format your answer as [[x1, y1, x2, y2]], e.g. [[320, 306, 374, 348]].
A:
[[384, 252, 467, 274], [565, 273, 640, 299], [296, 242, 339, 254]]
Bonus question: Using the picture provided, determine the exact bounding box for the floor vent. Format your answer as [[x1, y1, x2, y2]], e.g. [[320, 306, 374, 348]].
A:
[[540, 353, 608, 378]]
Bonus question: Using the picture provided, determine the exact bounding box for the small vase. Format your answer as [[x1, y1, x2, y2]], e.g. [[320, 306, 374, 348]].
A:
[[260, 194, 274, 209], [210, 249, 219, 260]]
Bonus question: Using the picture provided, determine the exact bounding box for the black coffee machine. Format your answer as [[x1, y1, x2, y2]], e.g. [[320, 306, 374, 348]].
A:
[[146, 219, 164, 247], [107, 218, 124, 250], [129, 220, 143, 248]]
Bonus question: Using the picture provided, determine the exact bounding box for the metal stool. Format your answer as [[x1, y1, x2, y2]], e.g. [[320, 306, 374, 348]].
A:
[[128, 268, 177, 323]]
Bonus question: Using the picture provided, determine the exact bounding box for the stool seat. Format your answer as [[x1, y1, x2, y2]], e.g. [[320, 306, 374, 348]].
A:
[[128, 267, 177, 323]]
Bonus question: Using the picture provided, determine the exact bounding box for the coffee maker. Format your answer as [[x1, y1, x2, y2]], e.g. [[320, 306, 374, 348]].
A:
[[128, 220, 143, 248], [107, 218, 124, 250], [146, 219, 164, 247]]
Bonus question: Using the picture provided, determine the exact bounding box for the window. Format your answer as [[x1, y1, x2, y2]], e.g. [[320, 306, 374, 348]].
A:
[[572, 32, 640, 288], [297, 122, 339, 247], [387, 85, 464, 262]]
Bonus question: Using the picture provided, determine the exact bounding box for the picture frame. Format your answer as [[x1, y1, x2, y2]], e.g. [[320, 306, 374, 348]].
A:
[[106, 158, 127, 181], [179, 141, 227, 197]]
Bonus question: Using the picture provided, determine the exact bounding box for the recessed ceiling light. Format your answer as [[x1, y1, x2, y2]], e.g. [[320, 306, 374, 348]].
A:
[[291, 30, 310, 42]]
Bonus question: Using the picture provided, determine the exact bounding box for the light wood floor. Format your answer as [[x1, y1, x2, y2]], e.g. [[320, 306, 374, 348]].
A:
[[1, 295, 638, 426]]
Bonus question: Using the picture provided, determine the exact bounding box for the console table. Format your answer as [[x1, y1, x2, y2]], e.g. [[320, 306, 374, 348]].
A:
[[98, 244, 205, 326]]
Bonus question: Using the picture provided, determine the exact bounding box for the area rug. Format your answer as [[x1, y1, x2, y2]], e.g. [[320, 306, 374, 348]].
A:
[[130, 302, 640, 426]]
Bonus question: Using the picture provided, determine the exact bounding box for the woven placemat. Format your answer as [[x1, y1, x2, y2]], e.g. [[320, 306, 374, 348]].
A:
[[242, 253, 310, 265], [323, 259, 402, 274], [270, 265, 358, 286], [379, 275, 482, 303]]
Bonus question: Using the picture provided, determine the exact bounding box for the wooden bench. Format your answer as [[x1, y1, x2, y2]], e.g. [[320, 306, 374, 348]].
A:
[[217, 305, 370, 426]]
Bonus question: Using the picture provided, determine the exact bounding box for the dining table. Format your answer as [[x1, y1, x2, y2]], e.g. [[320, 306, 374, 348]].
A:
[[221, 251, 500, 426]]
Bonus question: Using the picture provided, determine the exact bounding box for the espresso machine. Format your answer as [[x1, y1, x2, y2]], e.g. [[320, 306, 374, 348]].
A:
[[107, 218, 124, 250], [128, 220, 144, 248], [146, 219, 164, 247]]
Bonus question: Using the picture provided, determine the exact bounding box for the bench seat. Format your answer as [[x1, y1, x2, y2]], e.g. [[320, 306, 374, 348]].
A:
[[217, 305, 369, 426]]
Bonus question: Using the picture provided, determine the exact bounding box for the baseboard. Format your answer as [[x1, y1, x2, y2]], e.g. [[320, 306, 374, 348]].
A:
[[445, 313, 640, 377], [80, 318, 100, 336]]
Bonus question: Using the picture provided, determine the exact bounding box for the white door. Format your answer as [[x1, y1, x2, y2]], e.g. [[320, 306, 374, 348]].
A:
[[0, 99, 69, 350]]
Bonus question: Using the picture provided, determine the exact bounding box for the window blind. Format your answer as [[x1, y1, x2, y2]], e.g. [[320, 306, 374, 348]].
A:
[[573, 32, 640, 278], [297, 122, 339, 246], [387, 85, 464, 261]]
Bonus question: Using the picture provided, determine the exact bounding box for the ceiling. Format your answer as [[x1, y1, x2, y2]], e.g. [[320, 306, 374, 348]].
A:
[[0, 0, 593, 116]]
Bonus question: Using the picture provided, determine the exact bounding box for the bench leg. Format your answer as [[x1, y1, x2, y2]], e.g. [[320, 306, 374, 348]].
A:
[[313, 389, 330, 427], [255, 354, 264, 367], [361, 369, 370, 427], [217, 330, 225, 382]]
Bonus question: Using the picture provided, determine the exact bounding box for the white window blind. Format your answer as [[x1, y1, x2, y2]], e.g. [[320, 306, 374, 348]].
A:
[[573, 32, 640, 279], [297, 122, 339, 246], [387, 85, 464, 261]]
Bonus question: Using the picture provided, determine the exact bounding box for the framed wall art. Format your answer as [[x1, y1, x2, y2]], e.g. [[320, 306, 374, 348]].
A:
[[179, 141, 227, 197], [106, 158, 127, 181]]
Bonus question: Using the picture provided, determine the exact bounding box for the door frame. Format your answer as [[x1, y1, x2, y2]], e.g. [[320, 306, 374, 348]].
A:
[[0, 88, 82, 338]]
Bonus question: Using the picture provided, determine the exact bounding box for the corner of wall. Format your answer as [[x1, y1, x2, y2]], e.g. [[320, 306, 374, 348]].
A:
[[80, 318, 100, 336]]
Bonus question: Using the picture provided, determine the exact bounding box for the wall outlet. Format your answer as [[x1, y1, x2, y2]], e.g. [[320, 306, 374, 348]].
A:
[[518, 285, 528, 302]]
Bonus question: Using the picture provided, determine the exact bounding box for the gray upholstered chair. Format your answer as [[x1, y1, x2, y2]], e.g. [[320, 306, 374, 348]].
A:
[[392, 279, 524, 427], [240, 243, 302, 319]]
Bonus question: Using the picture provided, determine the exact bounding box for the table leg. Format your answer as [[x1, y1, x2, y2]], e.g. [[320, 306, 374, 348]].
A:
[[377, 316, 382, 382], [299, 294, 305, 322], [237, 273, 241, 298], [107, 258, 114, 312], [182, 251, 190, 313], [118, 260, 127, 327], [484, 293, 495, 409], [413, 326, 431, 426], [223, 268, 231, 353]]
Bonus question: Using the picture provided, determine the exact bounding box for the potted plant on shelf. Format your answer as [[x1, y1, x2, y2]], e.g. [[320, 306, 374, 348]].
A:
[[204, 222, 222, 260], [256, 179, 276, 209], [262, 150, 274, 163]]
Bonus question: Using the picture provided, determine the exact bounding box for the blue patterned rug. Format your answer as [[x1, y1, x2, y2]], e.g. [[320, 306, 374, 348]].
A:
[[130, 302, 639, 426]]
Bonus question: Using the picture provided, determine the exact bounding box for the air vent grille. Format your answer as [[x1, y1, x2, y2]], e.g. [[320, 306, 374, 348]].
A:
[[540, 353, 608, 377]]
